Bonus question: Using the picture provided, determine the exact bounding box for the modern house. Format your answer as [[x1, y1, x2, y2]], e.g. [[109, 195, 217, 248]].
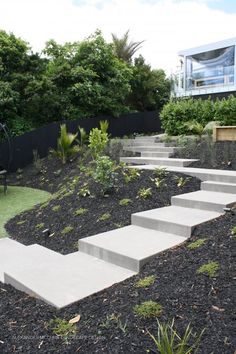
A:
[[173, 37, 236, 99]]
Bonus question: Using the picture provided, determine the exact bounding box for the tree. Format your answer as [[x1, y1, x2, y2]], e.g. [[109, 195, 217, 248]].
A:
[[128, 55, 170, 111], [111, 30, 144, 63]]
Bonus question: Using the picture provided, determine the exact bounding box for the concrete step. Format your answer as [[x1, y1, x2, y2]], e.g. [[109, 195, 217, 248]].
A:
[[201, 181, 236, 194], [0, 238, 30, 282], [131, 206, 221, 237], [126, 165, 236, 184], [141, 151, 172, 157], [171, 190, 236, 213], [79, 225, 186, 272], [120, 157, 198, 167], [4, 249, 135, 309], [123, 146, 180, 153]]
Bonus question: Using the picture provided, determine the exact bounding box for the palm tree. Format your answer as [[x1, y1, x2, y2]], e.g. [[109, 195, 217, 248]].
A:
[[111, 30, 144, 63]]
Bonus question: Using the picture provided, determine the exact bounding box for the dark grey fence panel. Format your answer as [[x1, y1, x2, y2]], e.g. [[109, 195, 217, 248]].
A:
[[0, 111, 161, 172]]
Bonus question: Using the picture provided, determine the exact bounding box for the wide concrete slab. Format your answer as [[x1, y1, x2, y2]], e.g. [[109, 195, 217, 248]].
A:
[[141, 151, 172, 157], [201, 181, 236, 194], [132, 206, 222, 237], [120, 157, 198, 167], [4, 250, 135, 309], [127, 165, 236, 183], [79, 225, 186, 272], [172, 190, 236, 212]]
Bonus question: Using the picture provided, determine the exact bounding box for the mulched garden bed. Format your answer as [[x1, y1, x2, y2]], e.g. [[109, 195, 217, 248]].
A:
[[6, 156, 201, 254], [174, 139, 236, 170], [1, 153, 235, 354]]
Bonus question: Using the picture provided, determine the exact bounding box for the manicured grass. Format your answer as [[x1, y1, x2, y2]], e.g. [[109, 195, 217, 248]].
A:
[[0, 186, 51, 237]]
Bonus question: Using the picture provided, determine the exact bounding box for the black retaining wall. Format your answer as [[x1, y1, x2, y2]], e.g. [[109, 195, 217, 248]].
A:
[[0, 111, 161, 172]]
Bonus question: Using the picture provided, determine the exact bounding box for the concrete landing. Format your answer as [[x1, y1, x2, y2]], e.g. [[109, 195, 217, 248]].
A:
[[4, 248, 135, 308], [132, 206, 222, 237], [172, 190, 236, 213], [79, 225, 186, 272], [120, 157, 198, 167]]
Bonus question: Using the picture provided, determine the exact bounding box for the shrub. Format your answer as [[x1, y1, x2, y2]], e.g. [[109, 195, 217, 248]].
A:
[[161, 95, 236, 136], [97, 213, 111, 222], [137, 187, 152, 199], [54, 124, 79, 164], [133, 301, 163, 318], [119, 198, 132, 206], [92, 156, 117, 195], [123, 168, 140, 183], [61, 226, 74, 235], [74, 208, 88, 216], [88, 128, 108, 158]]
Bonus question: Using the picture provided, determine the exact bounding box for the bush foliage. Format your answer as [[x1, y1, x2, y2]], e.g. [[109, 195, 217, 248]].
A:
[[160, 95, 236, 135]]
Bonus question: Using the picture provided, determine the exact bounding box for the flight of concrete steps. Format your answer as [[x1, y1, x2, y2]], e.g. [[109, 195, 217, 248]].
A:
[[1, 136, 236, 309], [120, 135, 199, 167]]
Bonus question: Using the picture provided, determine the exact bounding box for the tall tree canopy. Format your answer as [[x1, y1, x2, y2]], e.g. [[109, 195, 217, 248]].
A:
[[0, 29, 170, 137]]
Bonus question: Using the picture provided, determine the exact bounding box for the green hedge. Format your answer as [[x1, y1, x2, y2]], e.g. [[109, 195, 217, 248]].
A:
[[160, 95, 236, 135]]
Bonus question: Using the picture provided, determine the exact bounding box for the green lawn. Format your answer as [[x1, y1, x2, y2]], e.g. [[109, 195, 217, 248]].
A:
[[0, 186, 51, 237]]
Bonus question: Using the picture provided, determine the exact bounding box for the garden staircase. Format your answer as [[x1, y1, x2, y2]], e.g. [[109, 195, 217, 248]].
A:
[[1, 149, 236, 308], [120, 136, 199, 167]]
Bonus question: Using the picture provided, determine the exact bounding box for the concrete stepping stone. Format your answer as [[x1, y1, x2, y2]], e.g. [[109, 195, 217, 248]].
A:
[[126, 165, 236, 183], [132, 206, 222, 237], [171, 190, 236, 213], [4, 249, 135, 308], [79, 225, 186, 272], [201, 181, 236, 194], [120, 157, 199, 167], [123, 146, 180, 153]]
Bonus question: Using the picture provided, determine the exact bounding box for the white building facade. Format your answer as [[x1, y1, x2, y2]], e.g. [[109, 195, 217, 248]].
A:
[[173, 37, 236, 98]]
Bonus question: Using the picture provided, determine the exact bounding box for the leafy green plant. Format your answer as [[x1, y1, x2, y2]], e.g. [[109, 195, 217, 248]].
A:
[[36, 223, 44, 229], [197, 261, 220, 278], [151, 177, 166, 189], [148, 319, 205, 354], [99, 120, 109, 133], [78, 126, 88, 148], [231, 226, 236, 235], [77, 185, 91, 197], [54, 124, 79, 164], [61, 226, 74, 235], [174, 176, 190, 188], [74, 208, 88, 216], [137, 187, 152, 199], [119, 198, 132, 206], [123, 168, 140, 183], [100, 313, 127, 334], [48, 318, 77, 342], [92, 156, 118, 195], [153, 167, 168, 179], [133, 301, 162, 318], [88, 128, 108, 158], [52, 205, 61, 212], [135, 275, 156, 288], [187, 238, 207, 250], [97, 213, 111, 222], [184, 120, 204, 138], [33, 149, 43, 174], [16, 220, 26, 225]]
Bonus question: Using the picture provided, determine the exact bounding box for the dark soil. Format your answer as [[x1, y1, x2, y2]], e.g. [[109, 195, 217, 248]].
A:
[[1, 153, 235, 354], [6, 156, 200, 254], [174, 139, 236, 170]]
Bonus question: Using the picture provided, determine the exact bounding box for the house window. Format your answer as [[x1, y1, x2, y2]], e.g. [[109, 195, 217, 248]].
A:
[[186, 46, 235, 90]]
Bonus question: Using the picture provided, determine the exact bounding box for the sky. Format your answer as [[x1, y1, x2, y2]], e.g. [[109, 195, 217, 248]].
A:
[[0, 0, 236, 75]]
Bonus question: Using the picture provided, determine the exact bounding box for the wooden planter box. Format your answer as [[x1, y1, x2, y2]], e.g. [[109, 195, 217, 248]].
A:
[[213, 126, 236, 142]]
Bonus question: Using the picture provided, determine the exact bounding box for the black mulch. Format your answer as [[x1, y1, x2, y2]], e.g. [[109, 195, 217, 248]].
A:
[[0, 155, 235, 354], [6, 156, 201, 254], [174, 140, 236, 170]]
